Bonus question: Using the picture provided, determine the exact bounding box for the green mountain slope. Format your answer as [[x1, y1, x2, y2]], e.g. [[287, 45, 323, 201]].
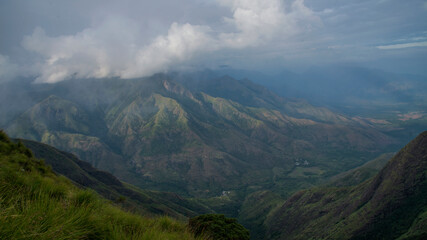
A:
[[182, 75, 353, 124], [0, 131, 197, 240], [20, 139, 212, 220], [237, 152, 393, 239], [265, 131, 427, 240], [5, 75, 398, 200], [238, 190, 284, 240], [328, 152, 394, 187], [6, 95, 123, 174]]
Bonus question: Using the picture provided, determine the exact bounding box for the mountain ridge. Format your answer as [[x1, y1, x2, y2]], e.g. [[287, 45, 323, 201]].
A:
[[5, 75, 398, 199], [265, 131, 427, 240]]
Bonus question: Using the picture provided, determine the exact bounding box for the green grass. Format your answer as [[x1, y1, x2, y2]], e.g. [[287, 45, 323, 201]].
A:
[[0, 130, 196, 240]]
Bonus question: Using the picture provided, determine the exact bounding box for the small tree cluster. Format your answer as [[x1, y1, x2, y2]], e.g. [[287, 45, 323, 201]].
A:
[[188, 214, 250, 240]]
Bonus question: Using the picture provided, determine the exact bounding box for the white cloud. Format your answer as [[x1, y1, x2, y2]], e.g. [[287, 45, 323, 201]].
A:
[[22, 17, 144, 83], [377, 41, 427, 50], [22, 0, 320, 83], [121, 23, 215, 78], [218, 0, 287, 47], [218, 0, 320, 48]]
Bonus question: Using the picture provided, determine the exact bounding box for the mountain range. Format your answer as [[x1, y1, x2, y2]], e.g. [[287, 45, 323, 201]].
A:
[[3, 74, 399, 200], [216, 66, 427, 113]]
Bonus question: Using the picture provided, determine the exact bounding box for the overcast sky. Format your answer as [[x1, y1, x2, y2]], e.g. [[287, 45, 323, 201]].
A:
[[1, 0, 426, 83]]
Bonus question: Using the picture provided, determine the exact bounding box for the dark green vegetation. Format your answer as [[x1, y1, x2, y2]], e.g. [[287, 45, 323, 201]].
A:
[[264, 131, 427, 240], [19, 139, 212, 219], [189, 214, 250, 240], [238, 191, 284, 239], [236, 152, 395, 239], [3, 75, 399, 201], [0, 131, 197, 239], [327, 152, 394, 187]]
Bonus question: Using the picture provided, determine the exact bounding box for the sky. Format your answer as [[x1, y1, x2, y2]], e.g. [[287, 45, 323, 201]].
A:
[[0, 0, 426, 83]]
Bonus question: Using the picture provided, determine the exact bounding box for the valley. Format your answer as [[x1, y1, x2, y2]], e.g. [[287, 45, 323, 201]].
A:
[[3, 75, 401, 198], [1, 73, 426, 239]]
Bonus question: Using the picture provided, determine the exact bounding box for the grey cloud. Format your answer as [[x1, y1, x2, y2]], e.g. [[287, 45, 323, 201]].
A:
[[21, 0, 321, 83], [1, 0, 427, 79]]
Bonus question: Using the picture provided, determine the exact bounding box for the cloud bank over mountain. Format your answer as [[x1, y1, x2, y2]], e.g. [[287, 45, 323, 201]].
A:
[[0, 0, 426, 82], [20, 0, 320, 83]]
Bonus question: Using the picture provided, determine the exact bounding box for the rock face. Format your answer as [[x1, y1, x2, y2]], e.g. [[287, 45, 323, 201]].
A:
[[266, 131, 427, 240], [6, 75, 396, 197]]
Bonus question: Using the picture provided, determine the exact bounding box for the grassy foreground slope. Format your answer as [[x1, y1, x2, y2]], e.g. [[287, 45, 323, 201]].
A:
[[0, 130, 196, 240], [20, 139, 212, 220]]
